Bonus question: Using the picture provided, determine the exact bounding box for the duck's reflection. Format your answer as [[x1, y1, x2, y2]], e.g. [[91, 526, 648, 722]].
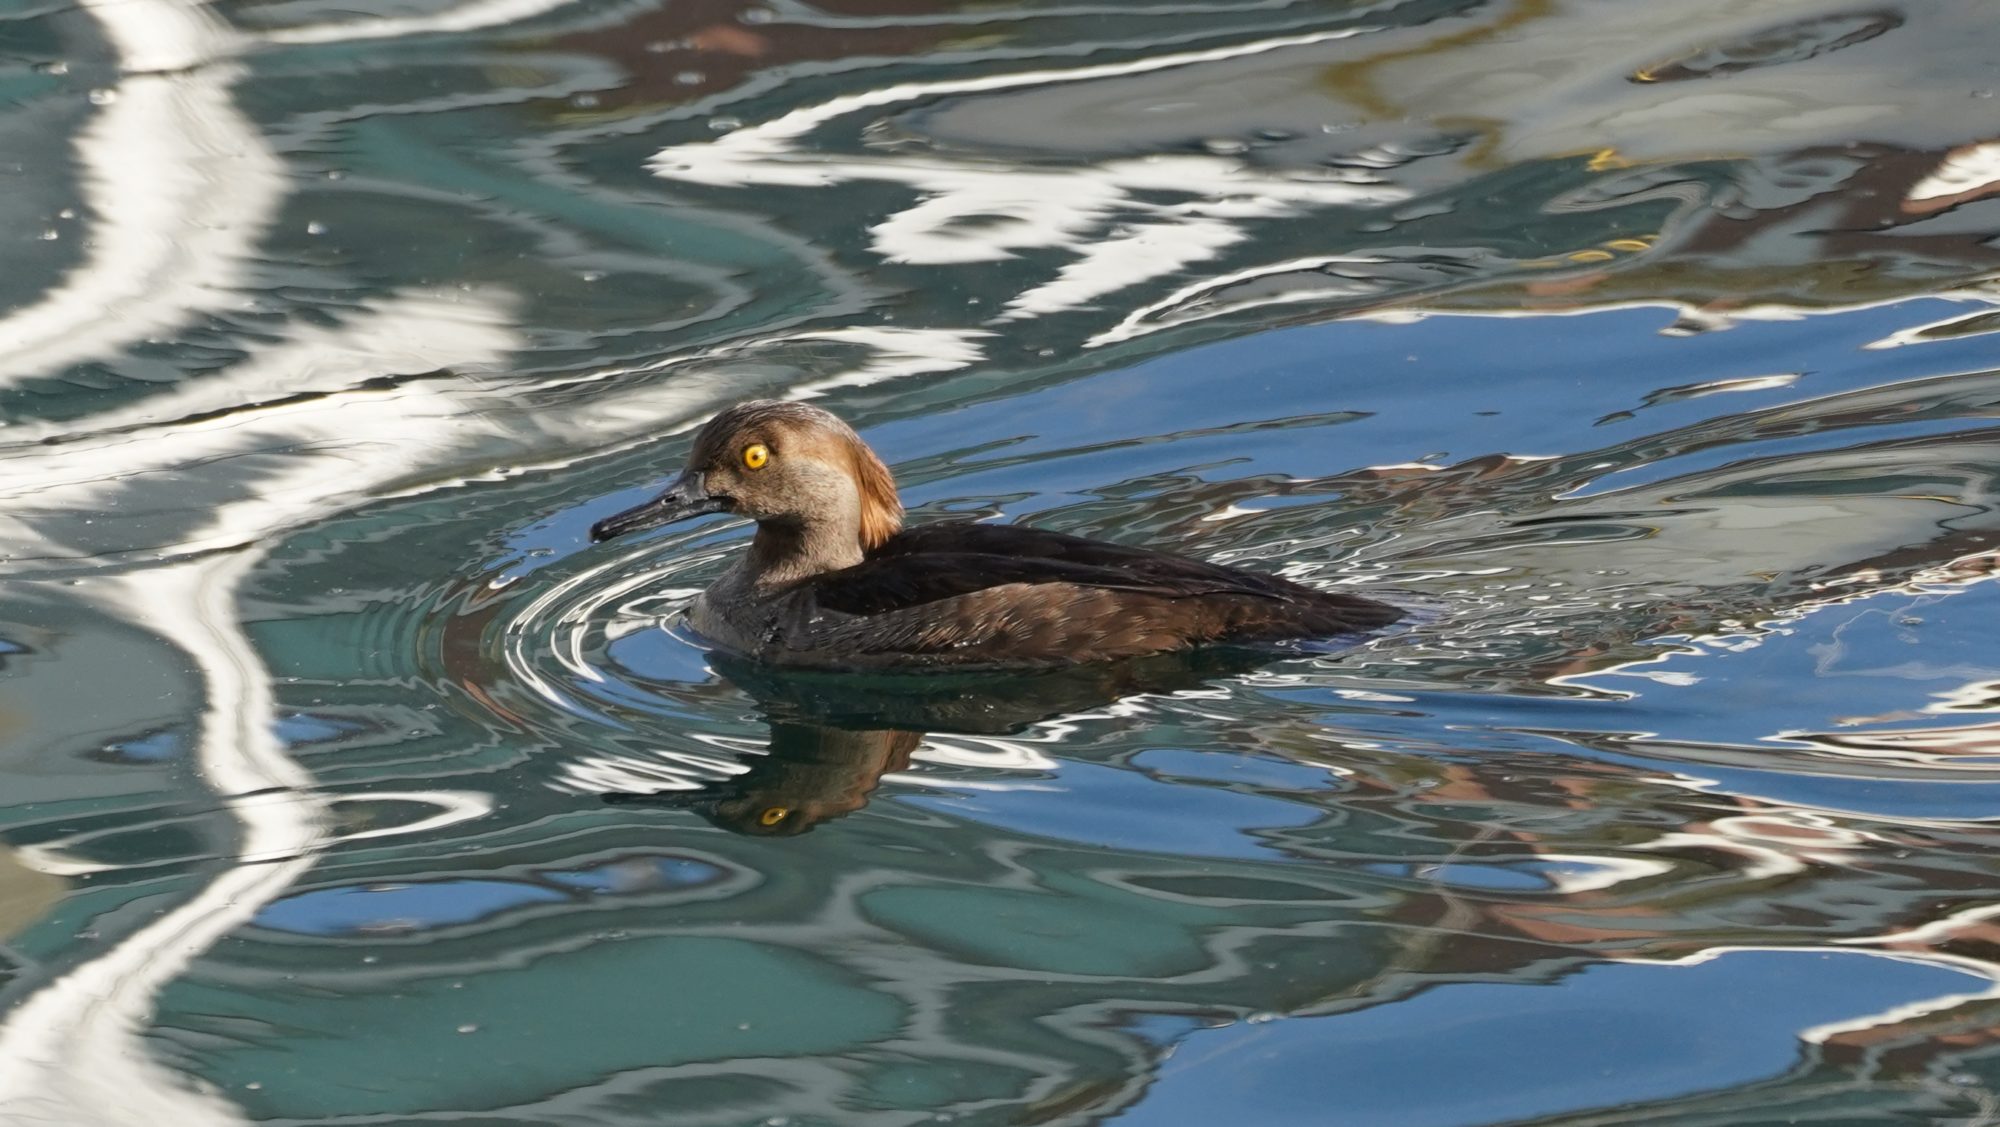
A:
[[607, 647, 1295, 835], [611, 723, 921, 836]]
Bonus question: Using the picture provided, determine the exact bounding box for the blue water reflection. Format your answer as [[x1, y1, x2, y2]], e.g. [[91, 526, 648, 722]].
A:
[[1126, 950, 1989, 1127], [256, 880, 571, 935], [905, 758, 1325, 861]]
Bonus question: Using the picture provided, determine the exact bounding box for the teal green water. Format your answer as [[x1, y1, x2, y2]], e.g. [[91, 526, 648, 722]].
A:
[[6, 0, 2000, 1124]]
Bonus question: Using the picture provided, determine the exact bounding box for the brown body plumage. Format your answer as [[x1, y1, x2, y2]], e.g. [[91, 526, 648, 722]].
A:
[[589, 400, 1402, 670]]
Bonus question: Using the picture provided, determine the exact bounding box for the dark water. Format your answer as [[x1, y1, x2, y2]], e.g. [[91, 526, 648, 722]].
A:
[[5, 0, 2000, 1123]]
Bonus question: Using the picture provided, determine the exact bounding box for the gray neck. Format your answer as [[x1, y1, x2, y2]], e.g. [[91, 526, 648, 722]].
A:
[[743, 517, 864, 588]]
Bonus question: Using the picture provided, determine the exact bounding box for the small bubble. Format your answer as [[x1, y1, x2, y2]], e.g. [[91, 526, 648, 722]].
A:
[[40, 229, 58, 241], [361, 955, 379, 964], [1950, 1072, 1980, 1086], [707, 116, 742, 132], [570, 93, 601, 109], [737, 1022, 751, 1031], [87, 88, 117, 105], [1201, 137, 1248, 155], [1246, 1011, 1279, 1024], [579, 270, 605, 282], [325, 169, 345, 181], [1898, 615, 1923, 626], [58, 208, 75, 219], [674, 70, 706, 86], [457, 1023, 479, 1034], [740, 5, 776, 23], [305, 221, 326, 235], [245, 1082, 262, 1091], [644, 39, 672, 53], [35, 60, 69, 76]]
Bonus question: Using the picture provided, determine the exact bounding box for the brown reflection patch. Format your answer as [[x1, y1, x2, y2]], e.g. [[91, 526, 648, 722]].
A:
[[551, 0, 962, 112], [0, 846, 64, 942], [1631, 10, 1902, 83]]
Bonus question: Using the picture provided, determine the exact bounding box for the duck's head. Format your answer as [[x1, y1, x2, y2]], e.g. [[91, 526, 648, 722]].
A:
[[589, 400, 903, 555]]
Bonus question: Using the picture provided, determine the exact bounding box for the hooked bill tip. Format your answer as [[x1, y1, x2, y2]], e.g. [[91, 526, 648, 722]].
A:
[[589, 508, 647, 543]]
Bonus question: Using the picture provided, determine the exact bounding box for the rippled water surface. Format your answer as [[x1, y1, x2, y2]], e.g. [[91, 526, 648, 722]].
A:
[[6, 0, 2000, 1123]]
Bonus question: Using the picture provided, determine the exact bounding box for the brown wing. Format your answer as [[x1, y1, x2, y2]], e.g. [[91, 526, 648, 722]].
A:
[[783, 522, 1399, 669], [811, 521, 1308, 616]]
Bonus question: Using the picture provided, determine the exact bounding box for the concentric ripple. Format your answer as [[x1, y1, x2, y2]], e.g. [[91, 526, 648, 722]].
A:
[[437, 509, 1087, 808], [423, 517, 738, 786]]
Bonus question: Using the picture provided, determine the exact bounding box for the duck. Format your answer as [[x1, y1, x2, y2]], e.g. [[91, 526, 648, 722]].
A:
[[588, 400, 1401, 670]]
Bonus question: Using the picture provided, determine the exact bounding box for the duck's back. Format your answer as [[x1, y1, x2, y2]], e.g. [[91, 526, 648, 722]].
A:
[[752, 522, 1398, 669]]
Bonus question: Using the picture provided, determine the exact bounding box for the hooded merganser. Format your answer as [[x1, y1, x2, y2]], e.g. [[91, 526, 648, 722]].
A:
[[588, 400, 1401, 669]]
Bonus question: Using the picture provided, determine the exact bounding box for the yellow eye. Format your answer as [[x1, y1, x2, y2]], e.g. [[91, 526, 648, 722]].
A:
[[758, 806, 789, 826], [742, 443, 770, 470]]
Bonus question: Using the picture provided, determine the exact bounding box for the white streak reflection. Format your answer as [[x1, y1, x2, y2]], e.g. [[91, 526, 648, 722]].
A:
[[649, 29, 1399, 316], [0, 289, 524, 563], [0, 556, 292, 1127], [1622, 946, 2000, 1046], [327, 791, 495, 849], [1090, 252, 1393, 346], [1003, 215, 1246, 321], [653, 30, 1371, 185], [78, 0, 235, 73], [0, 69, 280, 386], [1907, 140, 2000, 205], [0, 283, 523, 1123], [786, 327, 994, 395], [260, 0, 582, 45], [0, 0, 278, 388]]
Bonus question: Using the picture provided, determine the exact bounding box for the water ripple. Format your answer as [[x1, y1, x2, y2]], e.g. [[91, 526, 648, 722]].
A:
[[9, 0, 2000, 1122]]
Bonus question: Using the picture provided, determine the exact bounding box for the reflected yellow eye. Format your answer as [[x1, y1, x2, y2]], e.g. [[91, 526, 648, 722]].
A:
[[758, 806, 790, 826], [742, 443, 770, 470]]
